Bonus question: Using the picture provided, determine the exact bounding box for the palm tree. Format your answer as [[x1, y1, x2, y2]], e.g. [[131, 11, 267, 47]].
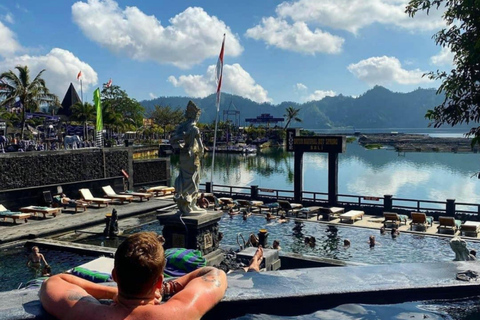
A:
[[283, 106, 302, 129], [71, 102, 95, 140], [0, 66, 59, 139]]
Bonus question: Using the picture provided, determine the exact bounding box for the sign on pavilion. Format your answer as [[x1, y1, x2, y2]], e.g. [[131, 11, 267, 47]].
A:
[[286, 128, 346, 205]]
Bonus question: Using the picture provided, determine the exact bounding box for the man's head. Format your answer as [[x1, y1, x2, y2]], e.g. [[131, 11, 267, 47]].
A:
[[113, 232, 165, 296]]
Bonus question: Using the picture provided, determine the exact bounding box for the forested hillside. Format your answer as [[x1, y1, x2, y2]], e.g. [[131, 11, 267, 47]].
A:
[[140, 86, 446, 129]]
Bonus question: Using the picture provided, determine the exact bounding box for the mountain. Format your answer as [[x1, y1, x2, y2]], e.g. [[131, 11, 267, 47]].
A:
[[139, 86, 447, 129]]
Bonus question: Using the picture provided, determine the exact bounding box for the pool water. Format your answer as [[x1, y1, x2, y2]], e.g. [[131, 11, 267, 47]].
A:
[[0, 243, 96, 292], [73, 213, 480, 265], [231, 297, 480, 319]]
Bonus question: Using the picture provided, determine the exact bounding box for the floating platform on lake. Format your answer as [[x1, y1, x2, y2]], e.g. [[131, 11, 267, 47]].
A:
[[358, 133, 477, 153]]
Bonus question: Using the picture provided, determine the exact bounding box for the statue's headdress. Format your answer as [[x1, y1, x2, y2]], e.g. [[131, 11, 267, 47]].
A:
[[186, 100, 201, 119]]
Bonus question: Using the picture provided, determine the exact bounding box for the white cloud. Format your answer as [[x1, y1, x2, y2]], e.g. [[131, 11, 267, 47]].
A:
[[72, 0, 243, 69], [347, 56, 433, 86], [0, 21, 22, 57], [245, 17, 344, 54], [275, 0, 444, 34], [430, 47, 454, 66], [0, 48, 98, 98], [149, 93, 157, 99], [168, 63, 272, 103], [295, 83, 308, 91], [2, 13, 14, 24], [304, 90, 336, 102]]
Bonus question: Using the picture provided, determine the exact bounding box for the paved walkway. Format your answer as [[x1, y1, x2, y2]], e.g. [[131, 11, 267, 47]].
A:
[[0, 195, 176, 245]]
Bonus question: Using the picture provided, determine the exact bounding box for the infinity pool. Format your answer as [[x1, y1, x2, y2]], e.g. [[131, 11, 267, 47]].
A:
[[106, 213, 480, 265]]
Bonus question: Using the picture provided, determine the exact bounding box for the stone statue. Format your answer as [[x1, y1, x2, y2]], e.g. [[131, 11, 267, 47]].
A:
[[171, 101, 206, 215], [450, 236, 476, 261]]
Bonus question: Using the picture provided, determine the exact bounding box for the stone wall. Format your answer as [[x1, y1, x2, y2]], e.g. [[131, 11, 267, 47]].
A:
[[0, 148, 171, 210], [133, 158, 171, 187], [0, 149, 129, 190]]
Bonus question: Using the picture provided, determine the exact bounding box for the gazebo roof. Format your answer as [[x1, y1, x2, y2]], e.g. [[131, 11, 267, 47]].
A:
[[58, 83, 81, 117]]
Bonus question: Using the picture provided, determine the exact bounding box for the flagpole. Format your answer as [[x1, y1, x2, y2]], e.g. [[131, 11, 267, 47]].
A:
[[210, 34, 225, 186], [80, 79, 83, 103], [211, 102, 220, 184]]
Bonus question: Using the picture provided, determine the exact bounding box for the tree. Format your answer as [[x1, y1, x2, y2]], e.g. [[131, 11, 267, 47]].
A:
[[71, 102, 95, 140], [0, 66, 59, 139], [406, 1, 480, 142], [283, 106, 302, 129], [150, 105, 184, 138]]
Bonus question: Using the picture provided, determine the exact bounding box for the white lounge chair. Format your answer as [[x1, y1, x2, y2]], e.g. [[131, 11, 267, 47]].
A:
[[79, 188, 112, 207], [102, 185, 134, 204]]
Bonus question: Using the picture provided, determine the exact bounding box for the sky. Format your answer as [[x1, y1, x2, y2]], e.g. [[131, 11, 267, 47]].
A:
[[0, 0, 453, 107]]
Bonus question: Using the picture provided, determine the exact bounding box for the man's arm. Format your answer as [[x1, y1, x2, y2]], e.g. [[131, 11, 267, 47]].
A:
[[162, 266, 227, 319], [40, 274, 117, 319]]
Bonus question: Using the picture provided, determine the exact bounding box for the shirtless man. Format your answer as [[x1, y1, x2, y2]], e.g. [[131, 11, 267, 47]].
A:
[[40, 232, 227, 320]]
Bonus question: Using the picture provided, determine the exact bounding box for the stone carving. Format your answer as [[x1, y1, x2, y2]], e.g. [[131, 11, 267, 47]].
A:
[[450, 236, 476, 261], [171, 101, 206, 215]]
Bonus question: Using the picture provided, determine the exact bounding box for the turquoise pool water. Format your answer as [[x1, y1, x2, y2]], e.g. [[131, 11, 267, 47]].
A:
[[0, 243, 96, 292], [122, 214, 480, 265], [231, 297, 480, 319]]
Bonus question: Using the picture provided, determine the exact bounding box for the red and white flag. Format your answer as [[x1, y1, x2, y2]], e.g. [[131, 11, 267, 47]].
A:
[[106, 78, 112, 88], [215, 34, 225, 111], [77, 71, 82, 80]]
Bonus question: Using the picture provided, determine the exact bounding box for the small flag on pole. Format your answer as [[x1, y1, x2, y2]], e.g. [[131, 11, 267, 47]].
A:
[[77, 71, 82, 80], [215, 34, 225, 111], [106, 78, 112, 88]]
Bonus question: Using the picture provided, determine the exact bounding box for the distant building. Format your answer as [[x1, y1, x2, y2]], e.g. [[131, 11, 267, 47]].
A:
[[245, 113, 284, 127], [57, 83, 81, 118]]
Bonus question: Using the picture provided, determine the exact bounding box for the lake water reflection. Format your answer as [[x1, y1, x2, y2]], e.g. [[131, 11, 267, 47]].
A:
[[171, 140, 480, 205]]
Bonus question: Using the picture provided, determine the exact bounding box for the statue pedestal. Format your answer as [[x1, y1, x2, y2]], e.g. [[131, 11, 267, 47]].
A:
[[157, 210, 224, 265]]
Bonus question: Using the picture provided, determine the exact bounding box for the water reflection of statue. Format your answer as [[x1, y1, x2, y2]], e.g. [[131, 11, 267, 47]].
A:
[[172, 101, 206, 215]]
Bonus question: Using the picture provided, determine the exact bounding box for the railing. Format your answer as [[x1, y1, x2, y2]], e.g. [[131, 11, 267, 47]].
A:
[[201, 183, 480, 219]]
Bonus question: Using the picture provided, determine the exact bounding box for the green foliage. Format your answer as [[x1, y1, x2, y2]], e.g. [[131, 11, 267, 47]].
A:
[[150, 105, 184, 138], [101, 84, 145, 131], [0, 65, 59, 138], [284, 106, 302, 129], [71, 102, 95, 139], [346, 137, 357, 143], [406, 1, 480, 140], [364, 144, 383, 150]]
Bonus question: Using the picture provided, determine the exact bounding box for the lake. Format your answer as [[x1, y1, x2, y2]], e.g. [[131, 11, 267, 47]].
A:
[[171, 135, 480, 207]]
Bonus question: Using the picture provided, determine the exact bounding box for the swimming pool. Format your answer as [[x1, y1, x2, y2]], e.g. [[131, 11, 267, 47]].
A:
[[0, 243, 96, 292], [226, 297, 480, 319], [72, 213, 480, 265]]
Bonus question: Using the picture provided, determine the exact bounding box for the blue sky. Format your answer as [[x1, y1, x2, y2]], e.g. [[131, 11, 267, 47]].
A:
[[0, 0, 452, 106]]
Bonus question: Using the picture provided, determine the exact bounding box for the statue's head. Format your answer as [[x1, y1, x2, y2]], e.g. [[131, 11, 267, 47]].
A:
[[186, 101, 201, 120]]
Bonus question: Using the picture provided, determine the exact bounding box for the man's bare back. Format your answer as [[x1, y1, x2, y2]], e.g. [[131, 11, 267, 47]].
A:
[[40, 266, 227, 320]]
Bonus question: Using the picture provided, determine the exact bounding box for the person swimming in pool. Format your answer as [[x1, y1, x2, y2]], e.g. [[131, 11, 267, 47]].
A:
[[27, 246, 48, 271], [369, 235, 376, 248]]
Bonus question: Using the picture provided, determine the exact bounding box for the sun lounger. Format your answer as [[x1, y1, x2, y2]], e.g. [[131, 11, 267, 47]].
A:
[[219, 197, 237, 210], [236, 199, 264, 213], [383, 212, 408, 228], [339, 210, 364, 223], [79, 188, 112, 207], [410, 212, 434, 231], [0, 204, 31, 224], [296, 206, 322, 219], [146, 186, 175, 197], [203, 193, 221, 209], [438, 216, 461, 234], [20, 206, 61, 219], [259, 202, 280, 215], [102, 186, 134, 204], [460, 221, 480, 237], [317, 206, 345, 221], [120, 190, 153, 201], [277, 200, 303, 216]]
